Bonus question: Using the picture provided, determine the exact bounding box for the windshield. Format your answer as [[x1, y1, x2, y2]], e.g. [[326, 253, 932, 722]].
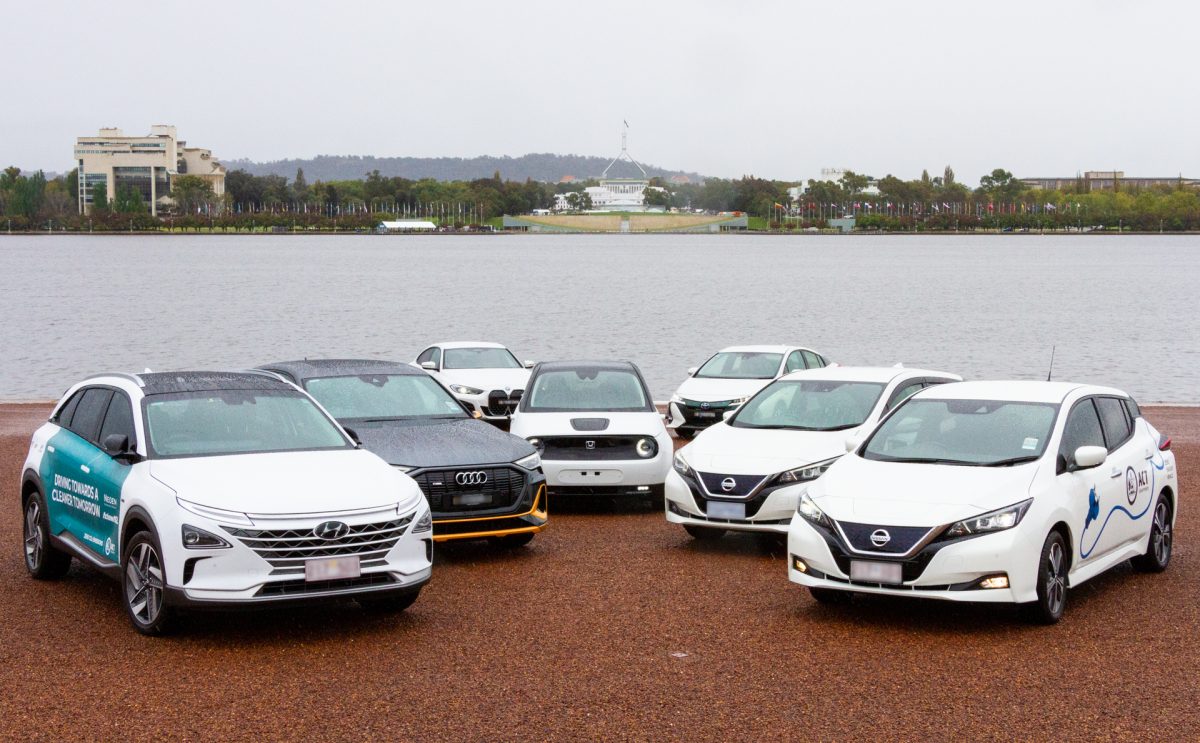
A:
[[304, 374, 467, 420], [696, 352, 782, 380], [525, 368, 651, 412], [733, 380, 886, 431], [862, 398, 1060, 466], [144, 390, 350, 458], [443, 347, 521, 370]]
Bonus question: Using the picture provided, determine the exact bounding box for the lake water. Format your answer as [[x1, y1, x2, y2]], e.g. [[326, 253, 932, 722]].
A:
[[0, 233, 1197, 403]]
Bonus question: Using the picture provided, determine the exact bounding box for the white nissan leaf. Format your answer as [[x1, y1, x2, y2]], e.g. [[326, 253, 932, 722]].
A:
[[787, 380, 1178, 623], [20, 371, 433, 635], [667, 366, 960, 539]]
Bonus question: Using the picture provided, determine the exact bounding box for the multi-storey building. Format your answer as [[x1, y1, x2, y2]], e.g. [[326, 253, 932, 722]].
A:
[[1020, 170, 1199, 192]]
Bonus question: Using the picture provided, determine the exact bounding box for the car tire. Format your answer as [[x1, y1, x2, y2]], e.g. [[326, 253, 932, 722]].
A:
[[1025, 530, 1068, 625], [674, 428, 696, 440], [358, 589, 420, 613], [23, 493, 71, 580], [808, 587, 851, 604], [683, 524, 725, 540], [1132, 496, 1172, 573], [121, 530, 174, 636], [492, 533, 535, 549]]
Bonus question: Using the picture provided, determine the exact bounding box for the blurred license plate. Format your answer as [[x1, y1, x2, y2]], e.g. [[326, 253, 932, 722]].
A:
[[305, 556, 360, 582], [694, 411, 716, 418], [850, 560, 902, 584], [707, 501, 745, 519], [453, 493, 493, 507]]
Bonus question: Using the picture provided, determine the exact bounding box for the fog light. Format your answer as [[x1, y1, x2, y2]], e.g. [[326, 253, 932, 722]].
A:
[[979, 574, 1009, 589], [637, 485, 649, 492], [792, 557, 809, 573]]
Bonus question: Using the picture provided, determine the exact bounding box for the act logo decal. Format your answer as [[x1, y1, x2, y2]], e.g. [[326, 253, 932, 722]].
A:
[[1125, 467, 1138, 505], [1085, 486, 1100, 529], [104, 537, 115, 557]]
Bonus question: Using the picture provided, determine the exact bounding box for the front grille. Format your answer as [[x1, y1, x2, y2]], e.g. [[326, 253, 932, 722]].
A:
[[411, 466, 526, 512], [808, 521, 943, 583], [836, 521, 933, 555], [541, 435, 640, 460], [255, 573, 398, 597], [678, 399, 732, 427], [696, 471, 767, 497], [223, 516, 413, 576], [684, 474, 783, 519], [484, 389, 522, 417]]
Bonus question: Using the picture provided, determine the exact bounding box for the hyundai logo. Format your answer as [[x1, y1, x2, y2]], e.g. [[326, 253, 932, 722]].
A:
[[869, 529, 891, 548], [721, 477, 737, 492], [585, 440, 596, 450], [455, 470, 489, 486], [314, 521, 350, 540]]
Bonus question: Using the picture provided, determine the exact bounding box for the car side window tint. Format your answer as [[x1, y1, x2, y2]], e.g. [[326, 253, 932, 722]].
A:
[[1058, 399, 1104, 461], [886, 381, 924, 411], [98, 392, 137, 449], [1124, 397, 1141, 420], [416, 348, 433, 364], [430, 348, 442, 368], [1095, 396, 1132, 450], [801, 350, 822, 368], [68, 388, 115, 444], [785, 351, 804, 373], [54, 390, 84, 427]]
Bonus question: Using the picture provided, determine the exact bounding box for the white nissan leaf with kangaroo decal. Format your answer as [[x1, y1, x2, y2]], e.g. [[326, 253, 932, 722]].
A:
[[20, 370, 433, 635], [786, 380, 1178, 623]]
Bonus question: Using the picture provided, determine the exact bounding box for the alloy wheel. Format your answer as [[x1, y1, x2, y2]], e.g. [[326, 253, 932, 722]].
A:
[[1045, 540, 1066, 616], [1152, 501, 1172, 565], [125, 541, 164, 625], [24, 500, 43, 569]]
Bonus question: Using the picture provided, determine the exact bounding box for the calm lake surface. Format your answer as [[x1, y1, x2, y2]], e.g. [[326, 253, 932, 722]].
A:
[[1, 233, 1197, 403]]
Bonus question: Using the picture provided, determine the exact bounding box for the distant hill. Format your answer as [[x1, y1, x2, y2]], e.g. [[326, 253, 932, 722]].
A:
[[224, 153, 706, 184]]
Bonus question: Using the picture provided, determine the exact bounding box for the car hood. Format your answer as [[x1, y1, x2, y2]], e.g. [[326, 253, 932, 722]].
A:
[[683, 423, 853, 475], [808, 454, 1043, 527], [149, 449, 422, 516], [348, 417, 534, 468], [438, 368, 530, 391], [510, 410, 667, 438], [675, 376, 770, 403]]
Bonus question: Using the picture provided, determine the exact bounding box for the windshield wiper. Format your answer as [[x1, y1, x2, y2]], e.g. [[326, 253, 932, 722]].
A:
[[872, 456, 976, 466], [982, 455, 1040, 467]]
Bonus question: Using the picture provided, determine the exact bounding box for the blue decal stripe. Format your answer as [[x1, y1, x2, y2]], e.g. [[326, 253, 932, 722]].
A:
[[1080, 453, 1165, 559]]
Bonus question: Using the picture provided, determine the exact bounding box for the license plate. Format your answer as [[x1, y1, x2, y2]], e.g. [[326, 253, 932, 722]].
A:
[[707, 501, 745, 520], [453, 492, 493, 507], [850, 560, 902, 584], [305, 555, 361, 582], [694, 411, 716, 418]]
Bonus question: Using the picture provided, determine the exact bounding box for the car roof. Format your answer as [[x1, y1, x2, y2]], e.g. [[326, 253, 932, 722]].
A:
[[534, 360, 639, 373], [259, 359, 421, 382], [717, 345, 805, 354], [913, 380, 1127, 404], [431, 341, 507, 350], [137, 371, 295, 395], [778, 366, 961, 384]]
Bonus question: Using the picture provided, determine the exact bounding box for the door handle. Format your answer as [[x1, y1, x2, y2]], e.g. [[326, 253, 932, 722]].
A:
[[80, 464, 91, 474], [1109, 470, 1122, 479]]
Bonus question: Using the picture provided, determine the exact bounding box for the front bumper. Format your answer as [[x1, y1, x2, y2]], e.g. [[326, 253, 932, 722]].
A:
[[786, 515, 1038, 603], [542, 452, 671, 494], [432, 482, 549, 541], [453, 389, 522, 421], [666, 400, 735, 433], [664, 470, 799, 533]]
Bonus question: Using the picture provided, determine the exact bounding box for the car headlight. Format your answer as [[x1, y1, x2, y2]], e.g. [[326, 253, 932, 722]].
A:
[[730, 396, 749, 406], [777, 457, 839, 484], [515, 452, 541, 470], [944, 499, 1033, 539], [796, 493, 830, 527], [413, 509, 432, 532], [176, 497, 253, 526], [670, 394, 683, 404], [450, 384, 484, 396], [673, 450, 693, 476], [181, 524, 231, 549], [635, 436, 658, 459], [392, 464, 413, 473], [527, 437, 545, 455]]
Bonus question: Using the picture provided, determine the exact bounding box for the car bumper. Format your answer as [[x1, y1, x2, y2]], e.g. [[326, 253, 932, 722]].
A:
[[432, 482, 549, 541], [665, 401, 734, 432], [453, 391, 519, 421], [786, 517, 1039, 603], [663, 470, 797, 533], [542, 453, 671, 492]]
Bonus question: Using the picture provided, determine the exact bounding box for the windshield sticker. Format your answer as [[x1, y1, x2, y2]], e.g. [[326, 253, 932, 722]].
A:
[[1022, 437, 1038, 450]]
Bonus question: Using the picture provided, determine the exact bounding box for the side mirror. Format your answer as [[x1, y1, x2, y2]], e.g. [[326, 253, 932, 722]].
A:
[[343, 427, 363, 447], [845, 435, 863, 453], [102, 433, 130, 458], [687, 367, 698, 377], [1072, 445, 1107, 470], [524, 360, 535, 369], [419, 361, 437, 371], [722, 410, 736, 421]]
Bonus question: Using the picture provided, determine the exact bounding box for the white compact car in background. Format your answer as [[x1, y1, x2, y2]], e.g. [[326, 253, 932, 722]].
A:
[[787, 381, 1178, 624], [668, 366, 960, 539], [510, 361, 672, 502], [667, 345, 832, 439], [415, 341, 533, 422], [20, 371, 433, 635]]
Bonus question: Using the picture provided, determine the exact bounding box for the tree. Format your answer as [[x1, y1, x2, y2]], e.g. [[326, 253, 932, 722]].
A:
[[643, 187, 670, 208], [978, 168, 1026, 201], [943, 165, 955, 186], [168, 175, 214, 213], [838, 170, 871, 195], [293, 167, 308, 199], [113, 184, 147, 214], [91, 183, 109, 212]]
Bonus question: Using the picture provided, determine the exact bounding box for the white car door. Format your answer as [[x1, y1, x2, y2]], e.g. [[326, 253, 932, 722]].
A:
[[1060, 397, 1126, 564], [1093, 396, 1154, 549]]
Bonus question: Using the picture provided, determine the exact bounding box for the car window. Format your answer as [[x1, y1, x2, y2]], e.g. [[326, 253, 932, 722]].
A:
[[886, 380, 925, 412], [430, 348, 442, 368], [801, 350, 823, 368], [732, 379, 886, 431], [1095, 396, 1133, 450], [525, 368, 651, 412], [784, 351, 805, 374], [443, 347, 521, 369], [68, 387, 114, 444], [1124, 397, 1141, 420], [304, 374, 467, 420], [98, 392, 137, 449], [54, 390, 84, 427], [1058, 399, 1105, 461], [695, 352, 783, 380]]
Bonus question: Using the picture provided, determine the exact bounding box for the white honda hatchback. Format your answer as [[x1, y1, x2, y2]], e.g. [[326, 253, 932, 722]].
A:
[[20, 371, 433, 635], [667, 366, 960, 539], [787, 381, 1178, 623]]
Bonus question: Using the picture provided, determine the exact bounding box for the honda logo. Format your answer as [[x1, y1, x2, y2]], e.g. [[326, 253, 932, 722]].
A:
[[313, 521, 350, 540], [869, 529, 891, 548], [721, 477, 737, 492], [585, 440, 596, 450], [455, 470, 489, 486]]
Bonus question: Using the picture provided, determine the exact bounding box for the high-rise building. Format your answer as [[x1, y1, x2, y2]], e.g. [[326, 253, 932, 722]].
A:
[[74, 125, 226, 215]]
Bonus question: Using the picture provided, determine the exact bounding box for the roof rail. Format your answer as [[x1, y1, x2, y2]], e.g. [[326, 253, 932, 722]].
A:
[[92, 372, 145, 387]]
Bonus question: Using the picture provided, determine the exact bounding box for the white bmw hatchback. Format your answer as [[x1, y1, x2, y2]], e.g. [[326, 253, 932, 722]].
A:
[[667, 366, 960, 538], [787, 381, 1178, 623], [20, 371, 433, 635]]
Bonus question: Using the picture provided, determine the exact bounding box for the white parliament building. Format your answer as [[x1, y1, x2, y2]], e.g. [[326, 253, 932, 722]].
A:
[[555, 130, 665, 212]]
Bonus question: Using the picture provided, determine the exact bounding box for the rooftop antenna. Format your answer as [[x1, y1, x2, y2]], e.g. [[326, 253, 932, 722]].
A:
[[602, 120, 647, 179], [1046, 345, 1056, 382]]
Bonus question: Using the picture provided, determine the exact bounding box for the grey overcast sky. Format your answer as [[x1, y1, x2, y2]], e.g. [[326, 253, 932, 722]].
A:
[[2, 0, 1194, 184]]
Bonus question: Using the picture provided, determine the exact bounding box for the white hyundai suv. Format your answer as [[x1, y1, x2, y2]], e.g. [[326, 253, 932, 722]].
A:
[[667, 345, 831, 439], [787, 380, 1178, 623], [667, 366, 960, 539], [20, 371, 433, 635], [415, 341, 533, 422]]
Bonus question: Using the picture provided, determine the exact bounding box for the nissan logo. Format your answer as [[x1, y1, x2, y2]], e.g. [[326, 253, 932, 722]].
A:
[[314, 521, 350, 540], [455, 471, 489, 486], [721, 477, 737, 492], [869, 529, 891, 548]]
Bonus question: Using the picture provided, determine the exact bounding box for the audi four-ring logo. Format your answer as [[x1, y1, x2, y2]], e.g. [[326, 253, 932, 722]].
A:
[[869, 529, 891, 548], [721, 477, 737, 492], [456, 471, 489, 486], [313, 520, 350, 540]]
